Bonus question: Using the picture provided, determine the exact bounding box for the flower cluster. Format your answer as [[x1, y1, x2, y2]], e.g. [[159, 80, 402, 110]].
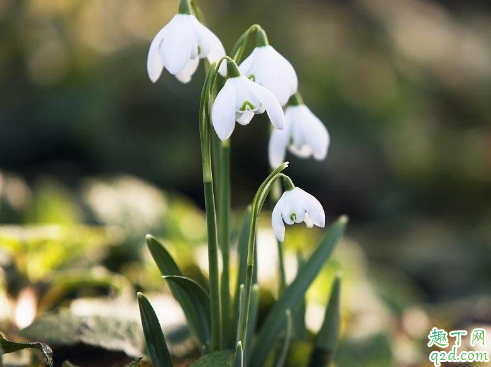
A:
[[147, 0, 331, 242]]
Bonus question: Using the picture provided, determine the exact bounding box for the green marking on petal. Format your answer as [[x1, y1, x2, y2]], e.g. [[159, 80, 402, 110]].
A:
[[198, 46, 202, 55], [248, 74, 256, 82], [240, 101, 255, 111], [290, 213, 296, 222]]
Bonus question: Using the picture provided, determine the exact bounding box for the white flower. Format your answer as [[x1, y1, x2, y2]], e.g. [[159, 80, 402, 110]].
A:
[[272, 187, 325, 242], [239, 45, 298, 106], [211, 75, 285, 141], [147, 14, 226, 83], [269, 104, 330, 168]]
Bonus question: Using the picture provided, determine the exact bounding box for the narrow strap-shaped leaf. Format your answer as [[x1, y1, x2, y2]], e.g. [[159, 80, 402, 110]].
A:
[[274, 310, 293, 367], [250, 216, 347, 367], [232, 207, 251, 345], [146, 235, 208, 350], [137, 293, 173, 367], [235, 285, 245, 345], [244, 284, 259, 366], [292, 254, 307, 340], [308, 277, 341, 367], [163, 275, 211, 350], [0, 333, 53, 367], [234, 341, 243, 367]]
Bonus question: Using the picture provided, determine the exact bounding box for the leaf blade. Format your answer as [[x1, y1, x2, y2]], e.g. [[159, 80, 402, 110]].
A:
[[146, 235, 209, 349], [163, 275, 211, 350], [308, 277, 341, 367], [137, 292, 173, 367]]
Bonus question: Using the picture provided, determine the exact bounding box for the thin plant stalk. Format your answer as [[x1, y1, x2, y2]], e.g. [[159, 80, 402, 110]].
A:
[[199, 60, 228, 350], [218, 138, 231, 344], [270, 179, 287, 295], [237, 163, 289, 349]]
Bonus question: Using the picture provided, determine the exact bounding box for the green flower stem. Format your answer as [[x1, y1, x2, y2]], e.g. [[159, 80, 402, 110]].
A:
[[238, 163, 289, 349], [199, 59, 230, 350], [218, 138, 231, 344], [190, 0, 206, 24], [269, 144, 287, 296], [276, 233, 287, 294], [230, 24, 262, 63]]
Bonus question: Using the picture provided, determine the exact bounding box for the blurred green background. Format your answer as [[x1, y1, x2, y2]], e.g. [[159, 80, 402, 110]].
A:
[[1, 0, 491, 366]]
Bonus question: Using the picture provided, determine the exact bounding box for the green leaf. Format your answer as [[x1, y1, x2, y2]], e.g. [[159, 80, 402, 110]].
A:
[[245, 284, 259, 365], [137, 292, 173, 367], [250, 216, 347, 367], [234, 342, 243, 367], [146, 235, 208, 350], [308, 277, 341, 367], [190, 350, 233, 367], [124, 357, 143, 367], [0, 333, 53, 367], [233, 207, 251, 338], [292, 254, 307, 340], [274, 310, 293, 367], [162, 275, 211, 350]]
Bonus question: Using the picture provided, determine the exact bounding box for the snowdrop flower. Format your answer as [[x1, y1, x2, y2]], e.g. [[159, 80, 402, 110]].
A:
[[272, 177, 325, 242], [239, 29, 298, 106], [211, 60, 285, 141], [269, 93, 330, 168], [147, 0, 226, 83]]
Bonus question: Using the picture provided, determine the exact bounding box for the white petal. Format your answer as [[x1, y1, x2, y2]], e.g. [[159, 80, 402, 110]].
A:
[[207, 32, 227, 76], [245, 46, 297, 106], [147, 26, 167, 83], [234, 76, 261, 112], [304, 213, 314, 228], [272, 196, 286, 242], [298, 188, 325, 228], [239, 48, 258, 76], [190, 16, 212, 58], [268, 128, 289, 168], [290, 107, 306, 150], [175, 57, 200, 83], [236, 110, 254, 125], [288, 144, 313, 158], [246, 79, 285, 130], [160, 15, 193, 75], [280, 189, 305, 225], [212, 79, 237, 141], [301, 105, 330, 160]]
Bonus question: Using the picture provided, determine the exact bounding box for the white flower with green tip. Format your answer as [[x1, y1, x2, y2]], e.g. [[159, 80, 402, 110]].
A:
[[147, 0, 226, 83], [272, 177, 325, 242], [269, 93, 330, 168], [239, 30, 298, 106], [212, 60, 285, 141]]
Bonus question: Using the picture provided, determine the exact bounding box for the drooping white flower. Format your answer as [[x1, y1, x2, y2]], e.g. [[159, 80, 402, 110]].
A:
[[272, 185, 325, 242], [211, 61, 285, 141], [239, 31, 297, 106], [147, 12, 226, 83], [269, 101, 330, 168]]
